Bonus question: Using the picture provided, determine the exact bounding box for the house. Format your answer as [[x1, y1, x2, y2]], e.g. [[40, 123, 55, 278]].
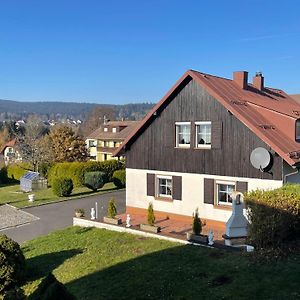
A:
[[114, 69, 300, 224], [86, 120, 140, 161], [0, 139, 21, 164]]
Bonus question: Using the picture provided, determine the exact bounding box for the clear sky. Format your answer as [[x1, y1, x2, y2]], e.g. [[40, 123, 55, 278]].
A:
[[0, 0, 299, 104]]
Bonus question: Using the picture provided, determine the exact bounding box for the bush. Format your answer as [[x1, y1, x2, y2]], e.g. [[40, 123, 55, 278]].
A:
[[7, 163, 32, 181], [245, 184, 300, 250], [0, 166, 8, 184], [38, 163, 53, 179], [107, 198, 117, 218], [147, 203, 155, 226], [1, 287, 26, 300], [192, 208, 202, 235], [0, 235, 25, 294], [48, 159, 125, 187], [52, 178, 73, 197], [112, 169, 126, 188], [84, 171, 107, 191], [29, 272, 76, 300]]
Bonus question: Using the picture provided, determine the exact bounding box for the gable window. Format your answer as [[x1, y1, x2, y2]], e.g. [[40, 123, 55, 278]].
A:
[[216, 181, 235, 206], [176, 122, 191, 148], [195, 121, 211, 148], [296, 120, 300, 142], [157, 176, 172, 198], [112, 127, 117, 133], [104, 127, 108, 132]]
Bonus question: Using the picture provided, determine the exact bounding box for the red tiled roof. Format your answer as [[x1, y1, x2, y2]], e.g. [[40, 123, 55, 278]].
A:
[[0, 139, 16, 154], [114, 70, 300, 166]]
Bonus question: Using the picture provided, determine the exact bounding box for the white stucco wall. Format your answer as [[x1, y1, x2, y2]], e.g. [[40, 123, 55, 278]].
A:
[[126, 168, 283, 223]]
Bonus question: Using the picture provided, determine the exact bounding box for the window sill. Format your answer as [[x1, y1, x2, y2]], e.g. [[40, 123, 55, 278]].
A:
[[155, 196, 173, 202], [174, 147, 191, 149], [213, 204, 232, 211], [193, 147, 211, 150]]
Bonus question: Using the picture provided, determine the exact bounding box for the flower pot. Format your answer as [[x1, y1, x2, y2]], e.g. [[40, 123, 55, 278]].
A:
[[186, 232, 208, 244], [75, 212, 84, 218], [140, 223, 161, 233], [103, 216, 122, 225], [28, 194, 35, 202]]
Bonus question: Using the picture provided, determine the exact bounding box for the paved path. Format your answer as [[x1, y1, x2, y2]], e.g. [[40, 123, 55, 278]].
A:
[[0, 190, 125, 244]]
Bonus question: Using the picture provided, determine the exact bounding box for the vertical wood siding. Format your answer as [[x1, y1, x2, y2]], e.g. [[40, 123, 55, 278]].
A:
[[126, 79, 283, 180]]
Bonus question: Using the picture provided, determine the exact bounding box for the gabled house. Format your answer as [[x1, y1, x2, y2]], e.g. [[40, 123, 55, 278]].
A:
[[0, 139, 21, 165], [86, 120, 140, 161], [114, 70, 300, 224]]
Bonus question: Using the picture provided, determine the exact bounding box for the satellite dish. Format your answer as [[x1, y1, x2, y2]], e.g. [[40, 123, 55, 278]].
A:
[[250, 147, 273, 172]]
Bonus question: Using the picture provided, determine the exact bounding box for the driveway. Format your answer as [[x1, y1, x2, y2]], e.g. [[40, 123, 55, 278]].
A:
[[0, 190, 125, 244]]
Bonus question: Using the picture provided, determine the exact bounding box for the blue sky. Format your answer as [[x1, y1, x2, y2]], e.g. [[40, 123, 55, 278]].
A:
[[0, 0, 299, 104]]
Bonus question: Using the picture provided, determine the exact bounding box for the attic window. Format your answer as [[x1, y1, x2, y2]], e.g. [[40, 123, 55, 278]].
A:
[[296, 120, 300, 142], [112, 127, 117, 133], [104, 127, 108, 132]]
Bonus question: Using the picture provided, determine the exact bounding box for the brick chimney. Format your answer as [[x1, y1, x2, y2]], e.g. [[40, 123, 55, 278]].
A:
[[253, 72, 264, 91], [233, 71, 248, 89]]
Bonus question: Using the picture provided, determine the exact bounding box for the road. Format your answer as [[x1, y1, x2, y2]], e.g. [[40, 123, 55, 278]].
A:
[[0, 190, 126, 244]]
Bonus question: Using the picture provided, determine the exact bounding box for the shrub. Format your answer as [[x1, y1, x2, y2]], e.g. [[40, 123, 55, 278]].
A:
[[38, 163, 53, 179], [29, 272, 76, 300], [1, 287, 26, 300], [192, 208, 202, 235], [147, 202, 155, 226], [7, 163, 32, 181], [107, 198, 117, 218], [75, 208, 85, 216], [0, 235, 25, 294], [84, 171, 107, 191], [245, 184, 300, 250], [0, 166, 8, 184], [48, 159, 125, 187], [52, 178, 73, 197], [112, 169, 126, 188]]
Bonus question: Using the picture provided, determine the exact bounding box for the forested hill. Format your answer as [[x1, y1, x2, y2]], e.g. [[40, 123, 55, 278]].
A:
[[0, 99, 154, 121]]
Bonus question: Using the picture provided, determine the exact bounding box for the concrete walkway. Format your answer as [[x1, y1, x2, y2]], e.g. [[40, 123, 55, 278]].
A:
[[0, 190, 125, 244]]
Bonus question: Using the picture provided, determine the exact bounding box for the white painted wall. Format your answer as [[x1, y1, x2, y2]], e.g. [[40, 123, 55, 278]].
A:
[[126, 168, 283, 223]]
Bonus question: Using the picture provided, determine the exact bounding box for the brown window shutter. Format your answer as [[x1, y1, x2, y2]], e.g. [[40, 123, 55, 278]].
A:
[[172, 176, 182, 200], [211, 121, 223, 149], [236, 181, 248, 193], [204, 178, 214, 204], [147, 174, 155, 196]]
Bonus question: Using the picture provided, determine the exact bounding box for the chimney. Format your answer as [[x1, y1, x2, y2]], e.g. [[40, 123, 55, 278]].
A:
[[233, 71, 248, 89], [253, 72, 264, 91]]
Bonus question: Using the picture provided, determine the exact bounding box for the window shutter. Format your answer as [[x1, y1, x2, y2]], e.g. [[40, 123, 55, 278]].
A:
[[147, 174, 155, 196], [172, 176, 182, 200], [211, 121, 223, 149], [236, 181, 248, 193], [204, 178, 214, 204]]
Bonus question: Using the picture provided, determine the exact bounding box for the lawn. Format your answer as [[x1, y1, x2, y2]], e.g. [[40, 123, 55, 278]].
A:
[[0, 182, 118, 208], [21, 226, 300, 300]]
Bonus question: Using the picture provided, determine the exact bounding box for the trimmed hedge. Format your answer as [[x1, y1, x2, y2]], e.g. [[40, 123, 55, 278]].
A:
[[245, 184, 300, 249], [7, 163, 32, 181], [84, 171, 107, 191], [112, 169, 126, 188], [52, 178, 73, 197], [48, 159, 125, 187]]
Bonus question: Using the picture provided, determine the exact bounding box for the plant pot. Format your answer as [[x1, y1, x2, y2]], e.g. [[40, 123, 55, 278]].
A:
[[140, 223, 161, 233], [28, 194, 35, 202], [186, 232, 208, 244], [75, 212, 84, 218], [103, 216, 122, 225]]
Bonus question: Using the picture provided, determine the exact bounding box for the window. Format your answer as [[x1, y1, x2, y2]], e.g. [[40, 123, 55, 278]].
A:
[[112, 127, 117, 133], [88, 140, 96, 147], [104, 141, 109, 147], [176, 122, 191, 147], [157, 176, 172, 198], [216, 181, 235, 205], [195, 121, 211, 148], [296, 120, 300, 141], [104, 127, 108, 132]]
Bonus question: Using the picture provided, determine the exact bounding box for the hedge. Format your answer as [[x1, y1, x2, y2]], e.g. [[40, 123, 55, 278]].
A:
[[244, 184, 300, 249], [48, 159, 125, 187], [52, 178, 73, 197], [7, 163, 32, 181]]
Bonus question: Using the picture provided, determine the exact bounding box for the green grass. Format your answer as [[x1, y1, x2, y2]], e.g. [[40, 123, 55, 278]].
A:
[[0, 182, 118, 208], [21, 226, 300, 300]]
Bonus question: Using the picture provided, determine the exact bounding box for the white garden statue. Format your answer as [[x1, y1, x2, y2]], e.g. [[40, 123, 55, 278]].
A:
[[126, 214, 131, 227], [91, 208, 96, 220], [208, 229, 214, 245]]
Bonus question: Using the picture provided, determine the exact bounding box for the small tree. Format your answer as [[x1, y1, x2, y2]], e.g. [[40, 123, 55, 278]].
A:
[[52, 178, 73, 197], [192, 208, 202, 235], [147, 202, 155, 226], [84, 171, 106, 191], [107, 198, 117, 218]]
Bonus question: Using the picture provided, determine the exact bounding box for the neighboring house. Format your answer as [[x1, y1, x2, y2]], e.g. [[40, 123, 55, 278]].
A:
[[0, 139, 21, 164], [291, 94, 300, 103], [114, 69, 300, 224], [86, 120, 140, 161]]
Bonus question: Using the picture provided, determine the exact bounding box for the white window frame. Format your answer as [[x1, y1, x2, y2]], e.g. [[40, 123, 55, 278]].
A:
[[175, 122, 191, 148], [215, 180, 236, 206], [195, 121, 211, 149], [156, 175, 172, 198], [104, 127, 108, 132], [112, 127, 117, 133]]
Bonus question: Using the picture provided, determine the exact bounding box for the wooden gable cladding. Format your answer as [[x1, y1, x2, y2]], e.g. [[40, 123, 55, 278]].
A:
[[172, 176, 182, 200], [146, 173, 155, 196], [126, 80, 283, 180]]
